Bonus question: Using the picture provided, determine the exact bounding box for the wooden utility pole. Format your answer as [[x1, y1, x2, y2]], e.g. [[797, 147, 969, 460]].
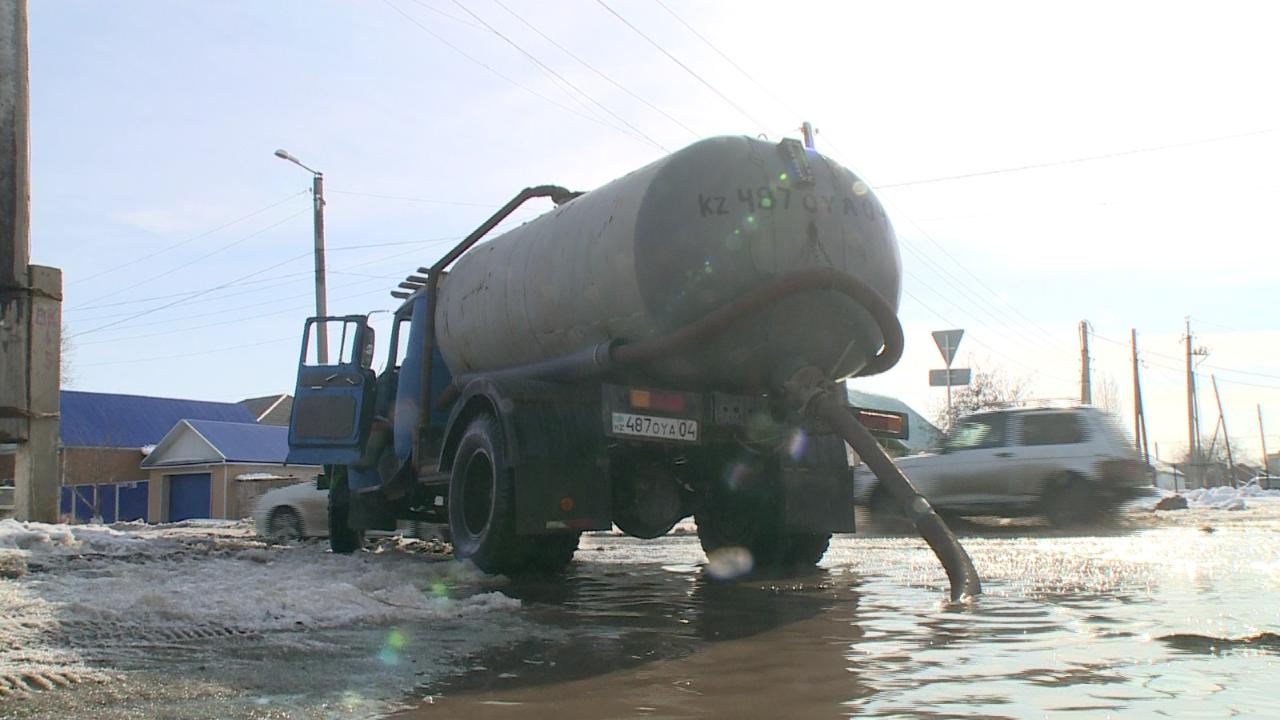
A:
[[1211, 375, 1234, 487], [1259, 405, 1270, 478], [2, 0, 61, 522], [1131, 329, 1150, 465], [1079, 320, 1091, 404]]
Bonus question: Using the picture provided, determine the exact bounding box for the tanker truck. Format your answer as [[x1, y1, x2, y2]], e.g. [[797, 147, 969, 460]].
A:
[[285, 135, 981, 599]]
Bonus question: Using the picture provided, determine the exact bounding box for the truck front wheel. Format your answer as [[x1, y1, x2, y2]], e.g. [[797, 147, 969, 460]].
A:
[[328, 466, 365, 554], [448, 415, 521, 573]]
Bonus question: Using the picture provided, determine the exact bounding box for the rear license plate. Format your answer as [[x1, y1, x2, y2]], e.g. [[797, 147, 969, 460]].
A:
[[611, 412, 699, 443]]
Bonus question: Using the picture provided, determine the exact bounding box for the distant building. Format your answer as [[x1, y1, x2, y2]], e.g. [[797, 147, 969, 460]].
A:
[[240, 394, 293, 426], [58, 391, 259, 523], [140, 419, 317, 522]]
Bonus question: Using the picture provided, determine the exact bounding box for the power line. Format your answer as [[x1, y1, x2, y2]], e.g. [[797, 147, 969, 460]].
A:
[[67, 250, 315, 339], [327, 189, 493, 207], [69, 207, 309, 311], [650, 0, 802, 121], [491, 0, 700, 138], [67, 271, 320, 322], [405, 0, 486, 31], [594, 0, 768, 133], [873, 128, 1274, 190], [74, 280, 395, 346], [77, 336, 298, 368], [68, 209, 541, 341], [68, 191, 308, 287], [900, 287, 1076, 386], [382, 0, 653, 146], [1090, 329, 1280, 384], [449, 0, 668, 152]]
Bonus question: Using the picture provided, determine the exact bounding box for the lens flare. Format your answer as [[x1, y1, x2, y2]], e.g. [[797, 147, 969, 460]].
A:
[[788, 429, 808, 461], [725, 462, 751, 491], [379, 627, 407, 665], [706, 546, 754, 580]]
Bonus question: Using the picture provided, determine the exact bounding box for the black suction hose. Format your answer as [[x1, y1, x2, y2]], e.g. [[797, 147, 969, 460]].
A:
[[784, 369, 982, 601]]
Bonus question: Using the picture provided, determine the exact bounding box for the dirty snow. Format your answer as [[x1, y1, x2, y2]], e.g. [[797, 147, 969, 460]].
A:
[[0, 519, 524, 703]]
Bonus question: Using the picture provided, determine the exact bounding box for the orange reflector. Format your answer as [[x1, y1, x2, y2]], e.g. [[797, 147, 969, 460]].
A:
[[559, 497, 575, 512], [629, 389, 652, 409]]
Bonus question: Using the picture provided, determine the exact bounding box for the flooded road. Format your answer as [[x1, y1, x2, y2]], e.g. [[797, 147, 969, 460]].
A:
[[405, 506, 1280, 719], [3, 503, 1278, 719]]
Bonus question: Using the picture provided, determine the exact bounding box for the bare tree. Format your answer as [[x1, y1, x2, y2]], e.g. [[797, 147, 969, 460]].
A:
[[1093, 373, 1120, 415], [61, 323, 74, 387], [932, 362, 1029, 431]]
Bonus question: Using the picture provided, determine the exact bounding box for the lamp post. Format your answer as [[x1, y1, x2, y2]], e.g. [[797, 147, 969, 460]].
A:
[[274, 149, 328, 363]]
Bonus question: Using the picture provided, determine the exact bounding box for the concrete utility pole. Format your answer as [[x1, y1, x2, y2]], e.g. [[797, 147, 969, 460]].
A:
[[1211, 375, 1234, 487], [1078, 320, 1091, 404], [2, 0, 62, 522], [1258, 405, 1268, 477], [274, 149, 328, 362], [1130, 329, 1149, 465], [1185, 318, 1198, 487]]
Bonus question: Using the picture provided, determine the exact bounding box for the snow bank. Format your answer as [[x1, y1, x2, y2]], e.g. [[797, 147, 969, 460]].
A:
[[1133, 484, 1280, 512], [1, 520, 520, 636], [0, 518, 149, 556]]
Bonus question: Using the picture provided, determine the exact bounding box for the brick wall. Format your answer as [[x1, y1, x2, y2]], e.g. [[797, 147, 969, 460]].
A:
[[61, 446, 147, 486]]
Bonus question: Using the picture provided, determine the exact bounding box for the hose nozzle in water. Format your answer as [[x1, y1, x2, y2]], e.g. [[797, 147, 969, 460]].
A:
[[777, 365, 982, 601]]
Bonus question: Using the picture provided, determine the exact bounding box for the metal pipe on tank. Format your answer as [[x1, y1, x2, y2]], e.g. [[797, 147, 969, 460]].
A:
[[413, 185, 577, 468]]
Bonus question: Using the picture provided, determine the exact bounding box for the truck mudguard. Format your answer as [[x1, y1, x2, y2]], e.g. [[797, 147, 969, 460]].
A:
[[440, 377, 611, 535]]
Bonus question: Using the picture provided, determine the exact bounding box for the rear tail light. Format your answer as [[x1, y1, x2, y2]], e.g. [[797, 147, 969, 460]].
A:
[[630, 389, 686, 413]]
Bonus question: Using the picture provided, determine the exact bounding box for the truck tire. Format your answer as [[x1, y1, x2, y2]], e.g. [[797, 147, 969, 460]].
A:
[[328, 467, 364, 554], [525, 534, 581, 574], [448, 415, 521, 573], [695, 462, 830, 574]]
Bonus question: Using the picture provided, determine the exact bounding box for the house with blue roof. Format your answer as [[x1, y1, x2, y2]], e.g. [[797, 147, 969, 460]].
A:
[[38, 390, 315, 524], [140, 419, 317, 522]]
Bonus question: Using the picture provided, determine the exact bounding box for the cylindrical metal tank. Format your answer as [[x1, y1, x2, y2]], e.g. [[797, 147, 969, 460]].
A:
[[435, 135, 902, 391]]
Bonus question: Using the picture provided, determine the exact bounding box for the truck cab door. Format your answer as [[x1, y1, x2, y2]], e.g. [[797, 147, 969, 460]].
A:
[[286, 315, 377, 465]]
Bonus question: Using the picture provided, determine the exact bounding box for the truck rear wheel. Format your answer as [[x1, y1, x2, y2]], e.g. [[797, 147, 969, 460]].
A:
[[695, 461, 830, 574], [448, 415, 521, 573]]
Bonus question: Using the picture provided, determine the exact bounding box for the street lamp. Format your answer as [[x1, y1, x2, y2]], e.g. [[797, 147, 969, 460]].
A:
[[274, 148, 329, 363]]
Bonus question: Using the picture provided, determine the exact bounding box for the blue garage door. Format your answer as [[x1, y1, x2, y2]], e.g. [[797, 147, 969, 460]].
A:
[[117, 481, 149, 522], [60, 486, 95, 522], [167, 473, 211, 521], [95, 484, 118, 523]]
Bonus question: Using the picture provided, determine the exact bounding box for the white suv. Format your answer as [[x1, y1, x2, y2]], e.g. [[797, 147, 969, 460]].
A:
[[857, 406, 1147, 525]]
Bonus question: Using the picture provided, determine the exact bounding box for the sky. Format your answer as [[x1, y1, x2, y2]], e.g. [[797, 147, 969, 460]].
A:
[[25, 0, 1280, 464]]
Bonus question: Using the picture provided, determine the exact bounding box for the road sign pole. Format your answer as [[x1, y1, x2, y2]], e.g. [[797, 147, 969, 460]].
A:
[[945, 333, 952, 427]]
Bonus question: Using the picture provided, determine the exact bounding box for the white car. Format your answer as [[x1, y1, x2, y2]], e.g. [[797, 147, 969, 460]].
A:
[[253, 481, 329, 540], [857, 406, 1147, 525], [252, 480, 451, 543]]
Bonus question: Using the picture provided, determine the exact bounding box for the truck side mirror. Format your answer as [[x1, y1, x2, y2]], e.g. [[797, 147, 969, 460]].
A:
[[360, 327, 376, 369]]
